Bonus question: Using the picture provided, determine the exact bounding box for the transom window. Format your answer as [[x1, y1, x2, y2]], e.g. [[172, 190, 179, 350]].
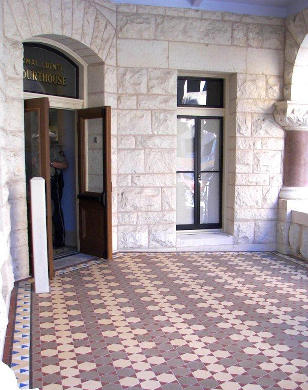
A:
[[176, 76, 224, 230], [177, 76, 223, 108]]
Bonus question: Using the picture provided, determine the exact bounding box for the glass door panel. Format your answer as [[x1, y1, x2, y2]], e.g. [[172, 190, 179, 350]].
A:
[[77, 107, 112, 259], [200, 119, 220, 171], [176, 115, 223, 230], [177, 118, 195, 171], [25, 111, 41, 186], [176, 172, 194, 225], [86, 118, 104, 192], [24, 97, 54, 278], [200, 172, 220, 224]]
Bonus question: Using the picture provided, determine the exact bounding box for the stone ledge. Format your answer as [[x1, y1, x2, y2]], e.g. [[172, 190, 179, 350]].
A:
[[177, 231, 234, 248], [292, 210, 308, 226], [176, 243, 276, 252], [117, 243, 276, 252], [288, 211, 308, 259]]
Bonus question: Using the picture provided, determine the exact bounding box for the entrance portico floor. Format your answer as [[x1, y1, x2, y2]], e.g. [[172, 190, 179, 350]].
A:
[[9, 252, 308, 389]]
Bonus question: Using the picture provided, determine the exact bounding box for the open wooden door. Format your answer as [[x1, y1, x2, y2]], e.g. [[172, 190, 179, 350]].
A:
[[24, 97, 54, 278], [77, 106, 112, 259]]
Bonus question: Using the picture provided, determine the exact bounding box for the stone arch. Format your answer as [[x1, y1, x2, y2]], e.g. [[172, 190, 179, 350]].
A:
[[284, 9, 308, 101], [3, 0, 116, 65], [290, 34, 308, 102], [2, 0, 118, 280]]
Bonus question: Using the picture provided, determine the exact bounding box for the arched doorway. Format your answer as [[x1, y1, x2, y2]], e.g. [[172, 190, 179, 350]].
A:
[[274, 11, 308, 257], [23, 38, 112, 278], [2, 0, 117, 281]]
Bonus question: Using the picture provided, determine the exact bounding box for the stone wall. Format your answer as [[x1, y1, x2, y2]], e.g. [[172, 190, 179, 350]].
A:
[[116, 4, 285, 250], [0, 1, 15, 358]]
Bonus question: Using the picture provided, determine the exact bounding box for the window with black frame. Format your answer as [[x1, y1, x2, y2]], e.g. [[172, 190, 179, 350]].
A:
[[176, 77, 224, 230], [177, 76, 223, 107]]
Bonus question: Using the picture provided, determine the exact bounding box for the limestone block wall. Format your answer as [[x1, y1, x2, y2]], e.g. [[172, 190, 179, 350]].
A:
[[116, 4, 285, 250], [3, 39, 29, 281], [232, 71, 284, 246], [0, 3, 15, 358]]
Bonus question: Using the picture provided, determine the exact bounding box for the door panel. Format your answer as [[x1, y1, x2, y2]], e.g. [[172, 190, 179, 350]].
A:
[[176, 115, 223, 230], [200, 172, 220, 224], [24, 97, 54, 278], [77, 107, 112, 259]]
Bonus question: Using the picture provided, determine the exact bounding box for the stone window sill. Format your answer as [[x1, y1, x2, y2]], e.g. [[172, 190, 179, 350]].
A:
[[176, 230, 234, 251], [291, 210, 308, 226]]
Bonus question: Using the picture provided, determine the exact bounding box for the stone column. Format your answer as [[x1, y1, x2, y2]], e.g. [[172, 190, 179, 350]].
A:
[[274, 100, 308, 254]]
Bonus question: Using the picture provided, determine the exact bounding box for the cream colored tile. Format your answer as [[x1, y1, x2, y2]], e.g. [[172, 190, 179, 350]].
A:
[[193, 369, 211, 379], [120, 377, 139, 387], [136, 370, 156, 380]]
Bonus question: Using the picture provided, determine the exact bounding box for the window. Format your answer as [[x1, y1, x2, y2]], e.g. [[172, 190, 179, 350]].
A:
[[176, 77, 224, 230], [177, 76, 223, 107]]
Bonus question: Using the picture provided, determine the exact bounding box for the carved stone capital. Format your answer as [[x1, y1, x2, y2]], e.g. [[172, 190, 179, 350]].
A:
[[274, 100, 308, 131]]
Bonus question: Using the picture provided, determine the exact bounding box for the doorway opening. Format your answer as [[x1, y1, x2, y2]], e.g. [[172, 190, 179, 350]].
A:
[[49, 108, 79, 264], [24, 99, 112, 276], [23, 39, 112, 278]]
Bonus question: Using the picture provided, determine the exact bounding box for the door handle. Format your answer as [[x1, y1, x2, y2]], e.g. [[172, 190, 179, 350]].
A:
[[99, 192, 106, 207]]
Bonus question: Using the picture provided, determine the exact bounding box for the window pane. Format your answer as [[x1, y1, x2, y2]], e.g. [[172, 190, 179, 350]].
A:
[[24, 111, 40, 186], [177, 118, 195, 171], [200, 119, 220, 171], [200, 172, 220, 224], [206, 79, 223, 107], [86, 118, 104, 192], [177, 77, 223, 107], [176, 172, 194, 225]]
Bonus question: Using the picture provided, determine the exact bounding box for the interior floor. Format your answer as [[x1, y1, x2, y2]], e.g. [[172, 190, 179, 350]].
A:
[[53, 253, 97, 270], [53, 246, 78, 260]]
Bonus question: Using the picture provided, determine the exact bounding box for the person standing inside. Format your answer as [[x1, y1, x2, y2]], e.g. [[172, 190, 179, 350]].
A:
[[50, 132, 68, 248]]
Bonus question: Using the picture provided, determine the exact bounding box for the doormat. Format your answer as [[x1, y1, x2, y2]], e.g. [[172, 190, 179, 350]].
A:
[[54, 253, 99, 271], [53, 246, 78, 260]]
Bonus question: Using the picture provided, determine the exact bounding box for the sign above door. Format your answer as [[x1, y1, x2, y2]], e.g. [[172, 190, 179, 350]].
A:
[[23, 43, 79, 99]]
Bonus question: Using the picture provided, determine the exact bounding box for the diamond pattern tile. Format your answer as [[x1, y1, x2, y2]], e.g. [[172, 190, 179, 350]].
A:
[[10, 281, 31, 389], [9, 252, 308, 389]]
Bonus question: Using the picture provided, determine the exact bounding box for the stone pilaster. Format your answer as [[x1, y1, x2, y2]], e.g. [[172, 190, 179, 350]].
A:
[[274, 101, 308, 199], [274, 100, 308, 255]]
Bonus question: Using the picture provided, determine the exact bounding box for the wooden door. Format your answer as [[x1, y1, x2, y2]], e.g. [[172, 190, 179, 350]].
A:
[[24, 98, 54, 278], [77, 107, 112, 259]]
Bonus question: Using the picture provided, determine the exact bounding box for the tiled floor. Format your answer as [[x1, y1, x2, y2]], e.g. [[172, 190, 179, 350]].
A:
[[11, 281, 32, 389], [27, 252, 308, 389]]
